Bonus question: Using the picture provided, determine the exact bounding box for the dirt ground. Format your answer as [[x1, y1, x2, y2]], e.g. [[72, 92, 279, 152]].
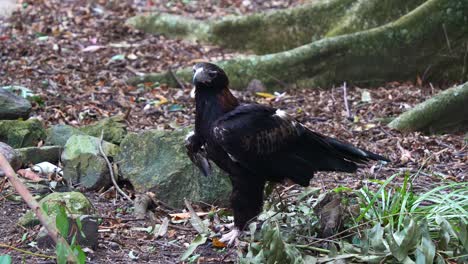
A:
[[0, 0, 466, 263]]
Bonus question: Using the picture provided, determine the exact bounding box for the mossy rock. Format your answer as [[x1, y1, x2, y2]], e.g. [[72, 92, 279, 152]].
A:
[[0, 118, 46, 148], [79, 116, 127, 145], [18, 191, 94, 227], [45, 124, 85, 147], [16, 145, 62, 165], [61, 135, 119, 190], [117, 127, 232, 208]]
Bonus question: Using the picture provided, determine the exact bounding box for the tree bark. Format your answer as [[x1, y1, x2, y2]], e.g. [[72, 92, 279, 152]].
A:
[[128, 0, 468, 90], [388, 82, 468, 134]]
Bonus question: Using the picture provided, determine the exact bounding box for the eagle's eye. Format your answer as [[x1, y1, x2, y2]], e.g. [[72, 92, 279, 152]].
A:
[[208, 70, 217, 78]]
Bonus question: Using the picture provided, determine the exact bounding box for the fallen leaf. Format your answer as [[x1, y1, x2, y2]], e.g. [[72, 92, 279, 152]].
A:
[[256, 92, 276, 99], [82, 45, 104, 52], [17, 169, 43, 181], [361, 90, 372, 102], [212, 238, 226, 248], [108, 54, 125, 63], [168, 104, 183, 112], [169, 212, 209, 220], [180, 234, 207, 261]]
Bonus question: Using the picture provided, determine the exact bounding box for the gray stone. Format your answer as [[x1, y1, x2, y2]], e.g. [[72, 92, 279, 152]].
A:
[[0, 87, 32, 120], [61, 135, 119, 190], [45, 124, 85, 147], [19, 191, 94, 227], [17, 145, 62, 165], [0, 141, 21, 170], [0, 118, 47, 148], [117, 127, 231, 208]]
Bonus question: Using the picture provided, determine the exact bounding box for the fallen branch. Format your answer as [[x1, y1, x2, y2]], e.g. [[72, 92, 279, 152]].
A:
[[0, 153, 77, 263], [98, 131, 132, 201], [169, 68, 187, 90], [0, 242, 55, 259]]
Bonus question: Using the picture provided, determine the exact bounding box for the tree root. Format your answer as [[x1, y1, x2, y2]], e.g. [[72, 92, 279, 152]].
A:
[[127, 0, 426, 54], [388, 82, 468, 134], [128, 0, 468, 90]]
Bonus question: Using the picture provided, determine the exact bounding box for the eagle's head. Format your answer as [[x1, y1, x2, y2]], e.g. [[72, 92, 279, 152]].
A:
[[192, 62, 229, 91]]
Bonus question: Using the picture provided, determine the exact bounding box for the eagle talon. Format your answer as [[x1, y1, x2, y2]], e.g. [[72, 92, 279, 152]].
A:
[[219, 228, 240, 246]]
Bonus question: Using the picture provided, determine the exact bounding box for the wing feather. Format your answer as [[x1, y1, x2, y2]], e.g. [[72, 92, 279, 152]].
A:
[[212, 105, 302, 159]]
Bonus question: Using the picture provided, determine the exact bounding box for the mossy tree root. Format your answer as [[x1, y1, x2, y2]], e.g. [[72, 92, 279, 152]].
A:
[[388, 82, 468, 134], [128, 0, 468, 90], [127, 0, 426, 54]]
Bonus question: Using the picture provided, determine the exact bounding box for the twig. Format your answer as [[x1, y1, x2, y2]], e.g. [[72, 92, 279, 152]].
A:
[[0, 243, 55, 259], [98, 131, 132, 201], [442, 24, 452, 52], [295, 244, 330, 254], [123, 107, 132, 121], [169, 68, 186, 90], [0, 154, 78, 263], [342, 82, 352, 120]]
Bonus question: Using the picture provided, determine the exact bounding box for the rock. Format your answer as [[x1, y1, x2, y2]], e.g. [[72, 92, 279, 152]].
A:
[[45, 117, 127, 147], [0, 118, 47, 148], [37, 215, 99, 249], [246, 79, 266, 93], [117, 127, 231, 208], [17, 145, 62, 165], [0, 87, 32, 120], [0, 142, 21, 170], [45, 124, 85, 147], [19, 191, 94, 227], [79, 116, 127, 145], [61, 135, 119, 190]]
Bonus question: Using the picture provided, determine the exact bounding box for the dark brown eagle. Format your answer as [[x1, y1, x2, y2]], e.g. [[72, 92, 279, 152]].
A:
[[185, 62, 389, 244]]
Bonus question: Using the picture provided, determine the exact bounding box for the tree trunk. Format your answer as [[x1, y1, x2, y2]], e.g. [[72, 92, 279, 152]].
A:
[[128, 0, 468, 90], [388, 82, 468, 134], [127, 0, 426, 54]]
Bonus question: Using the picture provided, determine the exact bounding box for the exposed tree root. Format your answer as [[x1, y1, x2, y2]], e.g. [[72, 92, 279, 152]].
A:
[[128, 0, 468, 90], [388, 82, 468, 134], [127, 0, 426, 54]]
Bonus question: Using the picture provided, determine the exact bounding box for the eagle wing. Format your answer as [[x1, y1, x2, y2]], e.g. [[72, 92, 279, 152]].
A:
[[211, 104, 338, 185], [211, 104, 388, 186]]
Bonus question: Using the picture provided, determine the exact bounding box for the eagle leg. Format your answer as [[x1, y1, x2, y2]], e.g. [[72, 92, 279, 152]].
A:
[[227, 175, 265, 245]]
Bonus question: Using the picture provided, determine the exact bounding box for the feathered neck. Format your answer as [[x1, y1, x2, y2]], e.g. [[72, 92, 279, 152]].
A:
[[194, 87, 239, 138]]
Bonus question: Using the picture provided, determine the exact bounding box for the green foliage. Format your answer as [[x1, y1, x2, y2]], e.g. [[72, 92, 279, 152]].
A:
[[356, 172, 415, 229], [47, 203, 87, 264], [239, 172, 468, 263], [55, 206, 69, 238], [0, 255, 12, 264], [180, 234, 207, 261], [239, 222, 317, 264]]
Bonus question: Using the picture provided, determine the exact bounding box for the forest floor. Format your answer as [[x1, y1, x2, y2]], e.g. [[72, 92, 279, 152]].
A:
[[0, 0, 466, 263]]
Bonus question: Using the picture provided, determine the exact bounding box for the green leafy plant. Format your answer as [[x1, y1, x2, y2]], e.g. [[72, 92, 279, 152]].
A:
[[0, 255, 12, 264], [41, 203, 87, 264], [239, 172, 468, 263]]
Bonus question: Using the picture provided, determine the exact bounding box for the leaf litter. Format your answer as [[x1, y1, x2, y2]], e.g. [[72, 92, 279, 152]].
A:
[[0, 0, 466, 263]]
